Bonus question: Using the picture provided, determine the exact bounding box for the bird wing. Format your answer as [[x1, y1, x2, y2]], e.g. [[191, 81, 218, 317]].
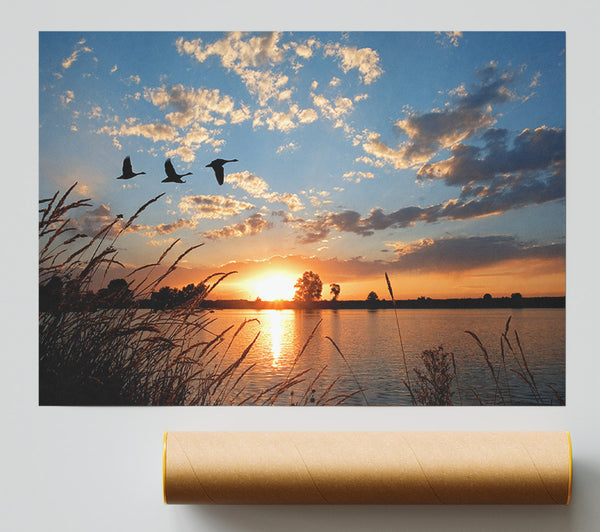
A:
[[164, 158, 175, 177], [213, 165, 224, 185], [123, 156, 133, 173]]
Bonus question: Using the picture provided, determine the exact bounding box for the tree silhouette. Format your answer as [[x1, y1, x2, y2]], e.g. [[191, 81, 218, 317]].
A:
[[293, 271, 323, 302], [97, 278, 134, 308], [510, 292, 523, 308], [329, 283, 341, 301], [179, 282, 207, 303], [39, 275, 63, 312], [151, 286, 179, 310], [366, 291, 379, 302], [150, 282, 207, 310]]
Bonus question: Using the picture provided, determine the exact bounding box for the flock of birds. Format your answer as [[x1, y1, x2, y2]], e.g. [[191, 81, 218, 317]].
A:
[[116, 156, 238, 186]]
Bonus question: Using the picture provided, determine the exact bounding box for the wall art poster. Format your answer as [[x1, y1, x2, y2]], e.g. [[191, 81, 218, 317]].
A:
[[39, 31, 565, 406]]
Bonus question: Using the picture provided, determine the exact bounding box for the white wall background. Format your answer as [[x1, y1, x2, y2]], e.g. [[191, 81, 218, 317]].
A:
[[3, 1, 599, 530]]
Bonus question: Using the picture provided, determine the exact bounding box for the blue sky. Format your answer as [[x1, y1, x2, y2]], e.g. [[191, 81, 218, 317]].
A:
[[39, 31, 565, 299]]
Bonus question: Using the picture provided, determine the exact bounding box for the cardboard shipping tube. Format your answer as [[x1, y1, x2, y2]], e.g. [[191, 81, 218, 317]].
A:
[[163, 431, 572, 505]]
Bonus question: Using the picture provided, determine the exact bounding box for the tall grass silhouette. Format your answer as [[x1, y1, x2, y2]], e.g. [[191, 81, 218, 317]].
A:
[[384, 273, 563, 406], [39, 184, 355, 406]]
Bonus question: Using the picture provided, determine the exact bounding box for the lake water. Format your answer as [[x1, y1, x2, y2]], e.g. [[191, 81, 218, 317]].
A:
[[196, 308, 565, 406]]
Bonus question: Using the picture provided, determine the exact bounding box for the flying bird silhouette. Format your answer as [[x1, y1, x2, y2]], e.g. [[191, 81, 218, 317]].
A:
[[162, 158, 192, 183], [116, 156, 146, 180], [206, 158, 238, 185]]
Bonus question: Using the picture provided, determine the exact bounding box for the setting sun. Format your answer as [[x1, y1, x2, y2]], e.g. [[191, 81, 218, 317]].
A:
[[253, 273, 296, 301]]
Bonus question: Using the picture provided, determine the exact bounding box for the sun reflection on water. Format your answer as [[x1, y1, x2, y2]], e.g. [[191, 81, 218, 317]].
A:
[[267, 310, 283, 367], [261, 310, 298, 368]]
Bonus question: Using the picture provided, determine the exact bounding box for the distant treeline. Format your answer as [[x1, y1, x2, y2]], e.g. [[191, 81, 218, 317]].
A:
[[39, 275, 565, 313], [39, 276, 207, 312], [199, 295, 565, 310]]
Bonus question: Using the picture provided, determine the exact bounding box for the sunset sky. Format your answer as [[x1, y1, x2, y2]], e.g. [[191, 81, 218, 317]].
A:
[[39, 31, 565, 300]]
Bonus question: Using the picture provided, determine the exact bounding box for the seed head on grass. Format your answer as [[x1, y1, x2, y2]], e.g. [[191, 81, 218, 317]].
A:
[[384, 272, 414, 403], [325, 336, 369, 405]]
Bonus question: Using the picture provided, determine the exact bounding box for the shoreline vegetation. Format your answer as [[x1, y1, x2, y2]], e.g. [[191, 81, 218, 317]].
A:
[[40, 293, 565, 313], [39, 185, 564, 406], [40, 281, 564, 313], [195, 296, 564, 311]]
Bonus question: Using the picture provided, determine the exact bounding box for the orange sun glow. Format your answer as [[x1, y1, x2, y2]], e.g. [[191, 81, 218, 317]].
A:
[[253, 273, 296, 301]]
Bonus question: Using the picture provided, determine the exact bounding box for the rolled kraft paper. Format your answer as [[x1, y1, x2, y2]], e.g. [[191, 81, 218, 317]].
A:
[[163, 431, 572, 505]]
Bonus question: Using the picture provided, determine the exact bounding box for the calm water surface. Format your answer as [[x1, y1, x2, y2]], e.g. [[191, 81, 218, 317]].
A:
[[195, 308, 565, 406]]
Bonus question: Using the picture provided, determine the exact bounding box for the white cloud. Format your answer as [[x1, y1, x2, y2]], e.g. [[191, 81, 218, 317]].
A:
[[61, 39, 93, 69], [98, 122, 178, 143], [98, 117, 223, 161], [264, 105, 299, 131], [278, 89, 292, 101], [227, 171, 304, 211], [276, 141, 299, 154], [173, 32, 376, 135], [435, 31, 463, 48], [342, 171, 375, 182], [230, 104, 251, 124], [148, 237, 177, 247], [252, 104, 319, 132], [145, 85, 241, 127], [132, 219, 196, 238], [293, 37, 320, 59], [324, 43, 383, 84], [268, 192, 304, 212], [227, 171, 270, 196], [355, 155, 385, 167], [179, 195, 255, 219], [359, 64, 523, 169], [181, 124, 224, 147], [202, 213, 272, 240], [252, 109, 267, 128], [176, 32, 286, 71], [530, 71, 542, 87], [164, 146, 196, 163], [239, 69, 289, 106], [298, 108, 318, 123], [312, 94, 354, 121], [176, 32, 292, 105], [381, 107, 495, 167], [88, 106, 102, 119], [73, 204, 116, 236], [60, 90, 74, 106]]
